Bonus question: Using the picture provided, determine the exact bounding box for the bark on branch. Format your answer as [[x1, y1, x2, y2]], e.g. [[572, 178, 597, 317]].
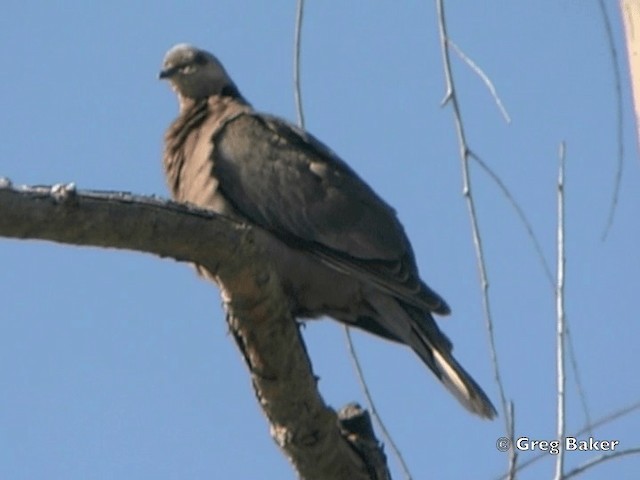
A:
[[0, 180, 390, 480]]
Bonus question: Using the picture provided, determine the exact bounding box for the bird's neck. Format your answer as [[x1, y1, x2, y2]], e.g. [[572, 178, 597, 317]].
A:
[[177, 83, 247, 113]]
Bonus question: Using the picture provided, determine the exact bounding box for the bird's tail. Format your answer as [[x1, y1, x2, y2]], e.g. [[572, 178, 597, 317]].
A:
[[425, 342, 497, 419], [362, 294, 497, 418], [407, 308, 497, 419]]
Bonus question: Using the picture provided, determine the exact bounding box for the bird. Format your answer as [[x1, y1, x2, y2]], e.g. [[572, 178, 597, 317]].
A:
[[159, 43, 497, 419]]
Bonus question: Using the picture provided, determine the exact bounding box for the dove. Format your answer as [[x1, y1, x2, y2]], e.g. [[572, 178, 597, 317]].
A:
[[160, 43, 496, 419]]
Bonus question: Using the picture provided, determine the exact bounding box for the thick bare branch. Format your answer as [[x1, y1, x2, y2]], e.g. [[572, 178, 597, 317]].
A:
[[0, 181, 389, 480], [621, 0, 640, 157]]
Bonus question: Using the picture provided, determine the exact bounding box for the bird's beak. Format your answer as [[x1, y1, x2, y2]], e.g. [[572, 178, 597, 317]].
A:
[[158, 66, 178, 80]]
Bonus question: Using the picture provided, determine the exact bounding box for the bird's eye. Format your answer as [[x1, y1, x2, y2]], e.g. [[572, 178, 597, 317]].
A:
[[180, 64, 197, 75]]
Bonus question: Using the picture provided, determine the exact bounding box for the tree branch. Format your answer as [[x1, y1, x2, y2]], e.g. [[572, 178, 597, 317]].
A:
[[0, 180, 390, 480], [621, 0, 640, 157]]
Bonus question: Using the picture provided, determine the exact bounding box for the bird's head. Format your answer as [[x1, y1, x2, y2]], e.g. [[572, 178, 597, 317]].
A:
[[159, 44, 239, 102]]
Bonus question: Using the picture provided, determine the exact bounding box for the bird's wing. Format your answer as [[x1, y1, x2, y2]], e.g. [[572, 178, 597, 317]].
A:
[[211, 111, 449, 314]]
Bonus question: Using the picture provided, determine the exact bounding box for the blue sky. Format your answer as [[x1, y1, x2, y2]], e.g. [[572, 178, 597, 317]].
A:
[[1, 2, 639, 479]]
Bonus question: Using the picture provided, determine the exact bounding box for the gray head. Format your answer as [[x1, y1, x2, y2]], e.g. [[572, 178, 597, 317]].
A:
[[159, 44, 239, 101]]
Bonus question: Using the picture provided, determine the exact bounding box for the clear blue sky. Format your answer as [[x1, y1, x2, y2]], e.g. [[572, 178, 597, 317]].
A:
[[1, 2, 638, 479]]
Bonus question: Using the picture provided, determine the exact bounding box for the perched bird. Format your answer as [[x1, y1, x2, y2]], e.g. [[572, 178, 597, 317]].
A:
[[159, 43, 497, 419]]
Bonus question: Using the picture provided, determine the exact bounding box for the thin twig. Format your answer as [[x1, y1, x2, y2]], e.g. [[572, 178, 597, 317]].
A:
[[506, 401, 517, 480], [344, 329, 414, 480], [471, 152, 553, 284], [293, 0, 305, 127], [435, 0, 512, 472], [447, 39, 511, 124], [563, 448, 640, 479], [565, 323, 593, 436], [598, 0, 624, 241], [577, 400, 640, 437], [292, 3, 410, 477], [472, 150, 593, 434], [554, 141, 567, 480], [440, 12, 594, 477]]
